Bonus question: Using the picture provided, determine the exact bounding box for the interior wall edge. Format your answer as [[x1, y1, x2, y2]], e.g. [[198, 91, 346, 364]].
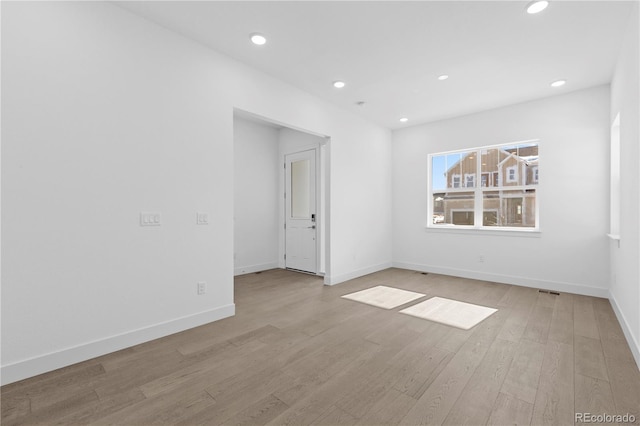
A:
[[392, 261, 609, 299], [323, 262, 393, 286], [234, 263, 280, 277], [609, 289, 640, 371], [0, 304, 235, 386]]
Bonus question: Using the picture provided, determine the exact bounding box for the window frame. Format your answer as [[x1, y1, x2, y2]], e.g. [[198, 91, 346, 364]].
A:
[[464, 173, 475, 188], [609, 114, 620, 241], [427, 140, 540, 233], [451, 174, 461, 188]]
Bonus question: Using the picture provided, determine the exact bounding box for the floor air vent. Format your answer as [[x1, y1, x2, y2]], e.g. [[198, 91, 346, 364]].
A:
[[538, 289, 560, 295]]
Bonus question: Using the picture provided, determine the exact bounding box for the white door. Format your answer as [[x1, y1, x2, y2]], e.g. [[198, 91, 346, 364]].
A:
[[285, 149, 317, 274]]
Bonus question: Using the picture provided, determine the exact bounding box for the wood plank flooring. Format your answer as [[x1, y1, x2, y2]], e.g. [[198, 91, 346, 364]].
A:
[[2, 268, 639, 425]]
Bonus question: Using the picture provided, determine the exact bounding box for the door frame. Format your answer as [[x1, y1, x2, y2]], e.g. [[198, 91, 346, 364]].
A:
[[280, 143, 327, 277], [232, 108, 331, 282], [284, 148, 318, 274]]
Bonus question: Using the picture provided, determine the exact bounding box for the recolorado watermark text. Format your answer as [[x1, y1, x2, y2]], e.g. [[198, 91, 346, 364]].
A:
[[575, 413, 636, 423]]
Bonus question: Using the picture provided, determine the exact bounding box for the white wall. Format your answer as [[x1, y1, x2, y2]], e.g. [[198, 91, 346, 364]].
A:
[[610, 3, 640, 367], [393, 86, 611, 297], [233, 117, 280, 275], [1, 1, 392, 384]]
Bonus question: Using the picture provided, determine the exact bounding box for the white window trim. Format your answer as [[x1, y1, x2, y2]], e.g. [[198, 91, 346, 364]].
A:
[[610, 113, 621, 241], [464, 173, 475, 188], [506, 166, 518, 183], [427, 139, 540, 232], [451, 174, 461, 188]]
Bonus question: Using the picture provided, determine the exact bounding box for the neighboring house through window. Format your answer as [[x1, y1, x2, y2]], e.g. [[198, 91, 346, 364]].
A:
[[429, 141, 539, 229]]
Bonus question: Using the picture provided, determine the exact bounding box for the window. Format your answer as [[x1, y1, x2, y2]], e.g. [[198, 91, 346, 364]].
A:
[[429, 141, 539, 230], [610, 114, 620, 237], [464, 173, 475, 188]]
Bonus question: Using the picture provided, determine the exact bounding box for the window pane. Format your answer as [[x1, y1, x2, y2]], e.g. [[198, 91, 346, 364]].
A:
[[482, 189, 536, 228], [432, 151, 476, 190], [481, 143, 538, 188], [432, 192, 445, 224], [480, 148, 506, 187], [433, 191, 475, 225], [431, 156, 448, 191], [520, 143, 539, 186], [291, 159, 310, 218]]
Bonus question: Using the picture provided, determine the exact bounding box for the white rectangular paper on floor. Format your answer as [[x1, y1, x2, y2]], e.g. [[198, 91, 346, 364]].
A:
[[341, 285, 426, 310], [399, 296, 497, 330]]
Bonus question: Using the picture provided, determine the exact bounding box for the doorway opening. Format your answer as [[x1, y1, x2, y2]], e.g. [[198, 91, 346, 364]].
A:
[[233, 109, 330, 280]]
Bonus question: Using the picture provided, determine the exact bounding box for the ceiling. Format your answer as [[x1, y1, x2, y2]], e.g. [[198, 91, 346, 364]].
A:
[[116, 1, 633, 129]]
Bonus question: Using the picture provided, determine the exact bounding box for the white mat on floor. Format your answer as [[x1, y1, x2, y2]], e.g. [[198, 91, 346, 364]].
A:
[[399, 297, 497, 330], [341, 285, 426, 309]]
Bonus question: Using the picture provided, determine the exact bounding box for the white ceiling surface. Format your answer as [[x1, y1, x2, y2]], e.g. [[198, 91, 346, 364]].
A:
[[117, 1, 633, 129]]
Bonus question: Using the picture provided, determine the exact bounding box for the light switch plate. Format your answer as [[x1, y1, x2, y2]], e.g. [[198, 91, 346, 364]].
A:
[[140, 212, 162, 226], [196, 212, 209, 225]]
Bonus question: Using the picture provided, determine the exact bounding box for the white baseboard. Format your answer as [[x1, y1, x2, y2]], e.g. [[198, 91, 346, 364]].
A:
[[324, 262, 393, 286], [392, 261, 609, 298], [234, 262, 279, 276], [1, 304, 235, 386], [608, 291, 640, 371]]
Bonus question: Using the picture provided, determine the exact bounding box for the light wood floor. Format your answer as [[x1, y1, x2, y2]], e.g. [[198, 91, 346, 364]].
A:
[[2, 268, 639, 425]]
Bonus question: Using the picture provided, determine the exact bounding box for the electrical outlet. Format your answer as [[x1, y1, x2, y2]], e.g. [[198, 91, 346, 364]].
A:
[[478, 255, 485, 263], [197, 281, 206, 295]]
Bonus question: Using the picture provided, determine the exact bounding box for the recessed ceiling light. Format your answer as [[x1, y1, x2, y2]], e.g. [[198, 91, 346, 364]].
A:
[[400, 117, 408, 123], [438, 75, 449, 81], [333, 81, 346, 89], [250, 33, 267, 45], [550, 79, 566, 87], [526, 0, 549, 14]]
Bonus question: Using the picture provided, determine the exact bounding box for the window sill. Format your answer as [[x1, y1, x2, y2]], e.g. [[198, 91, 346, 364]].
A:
[[425, 225, 541, 238], [607, 234, 621, 241]]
